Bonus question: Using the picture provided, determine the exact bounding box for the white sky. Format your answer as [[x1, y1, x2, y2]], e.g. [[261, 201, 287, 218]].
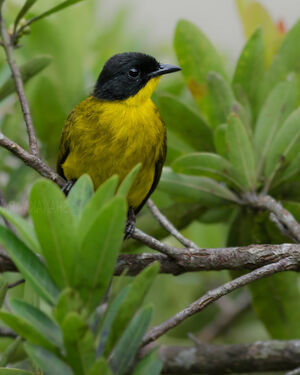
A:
[[101, 0, 300, 60]]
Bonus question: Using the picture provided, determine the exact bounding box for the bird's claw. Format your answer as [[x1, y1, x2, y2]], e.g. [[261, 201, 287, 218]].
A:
[[124, 207, 136, 240]]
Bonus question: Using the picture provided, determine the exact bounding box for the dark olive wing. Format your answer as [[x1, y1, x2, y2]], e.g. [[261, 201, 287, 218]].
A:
[[56, 111, 76, 179], [134, 136, 167, 214]]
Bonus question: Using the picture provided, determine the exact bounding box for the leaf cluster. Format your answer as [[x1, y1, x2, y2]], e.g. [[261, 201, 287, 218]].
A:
[[0, 174, 161, 374]]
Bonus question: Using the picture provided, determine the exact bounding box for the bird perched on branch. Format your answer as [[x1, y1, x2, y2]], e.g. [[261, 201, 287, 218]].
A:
[[57, 52, 180, 237]]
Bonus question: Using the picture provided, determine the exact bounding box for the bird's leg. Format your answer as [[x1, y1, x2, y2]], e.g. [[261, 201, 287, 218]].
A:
[[62, 179, 76, 196], [124, 207, 136, 239]]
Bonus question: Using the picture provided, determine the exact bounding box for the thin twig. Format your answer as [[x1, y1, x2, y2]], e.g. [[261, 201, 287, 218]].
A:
[[142, 258, 296, 345], [0, 7, 39, 156], [8, 278, 25, 289], [0, 132, 65, 186], [147, 199, 198, 249], [132, 228, 181, 258], [0, 327, 17, 338]]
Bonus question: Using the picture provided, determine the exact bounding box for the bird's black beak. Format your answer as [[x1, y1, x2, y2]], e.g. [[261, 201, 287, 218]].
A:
[[149, 63, 181, 78]]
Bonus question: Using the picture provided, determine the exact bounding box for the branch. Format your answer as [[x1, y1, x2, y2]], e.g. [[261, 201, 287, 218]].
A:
[[158, 340, 300, 374], [142, 258, 296, 345], [0, 8, 39, 157], [117, 242, 300, 275], [0, 132, 65, 187], [147, 199, 198, 249], [1, 243, 300, 276], [131, 228, 182, 258], [0, 327, 17, 339], [248, 194, 300, 243]]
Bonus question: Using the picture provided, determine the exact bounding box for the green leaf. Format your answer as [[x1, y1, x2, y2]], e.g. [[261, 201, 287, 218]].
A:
[[198, 206, 235, 224], [27, 0, 86, 26], [97, 287, 129, 357], [79, 175, 118, 241], [259, 20, 300, 107], [0, 337, 22, 367], [254, 79, 297, 176], [132, 350, 162, 375], [62, 312, 95, 375], [171, 152, 242, 189], [273, 153, 300, 187], [54, 288, 83, 326], [107, 262, 159, 352], [235, 0, 283, 66], [174, 19, 227, 124], [67, 174, 94, 221], [9, 299, 62, 348], [0, 207, 40, 253], [14, 0, 38, 32], [0, 312, 57, 353], [207, 71, 248, 127], [159, 168, 239, 204], [0, 369, 35, 375], [30, 179, 78, 288], [0, 225, 59, 304], [157, 94, 214, 151], [232, 27, 264, 115], [109, 306, 153, 375], [76, 196, 126, 312], [117, 164, 141, 198], [226, 114, 256, 190], [0, 56, 52, 101], [249, 272, 300, 339], [214, 123, 227, 157], [87, 358, 113, 375], [25, 344, 74, 375], [264, 108, 300, 187]]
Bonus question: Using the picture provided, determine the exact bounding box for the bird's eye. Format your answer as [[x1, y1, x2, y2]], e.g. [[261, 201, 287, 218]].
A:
[[128, 68, 139, 78]]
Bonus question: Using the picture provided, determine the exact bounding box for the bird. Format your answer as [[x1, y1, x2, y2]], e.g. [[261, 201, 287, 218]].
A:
[[57, 52, 181, 237]]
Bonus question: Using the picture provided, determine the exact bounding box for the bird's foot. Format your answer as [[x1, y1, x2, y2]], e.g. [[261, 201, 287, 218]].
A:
[[62, 179, 76, 196], [124, 207, 136, 240]]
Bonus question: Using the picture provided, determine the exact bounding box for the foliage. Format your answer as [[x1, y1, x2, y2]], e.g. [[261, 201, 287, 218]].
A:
[[0, 0, 300, 373], [0, 176, 161, 374], [154, 8, 300, 341]]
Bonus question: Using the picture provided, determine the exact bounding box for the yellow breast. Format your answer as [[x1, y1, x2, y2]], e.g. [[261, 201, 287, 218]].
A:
[[61, 77, 166, 209]]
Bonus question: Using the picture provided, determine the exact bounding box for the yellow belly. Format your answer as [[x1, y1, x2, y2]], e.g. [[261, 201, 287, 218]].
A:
[[61, 96, 166, 209]]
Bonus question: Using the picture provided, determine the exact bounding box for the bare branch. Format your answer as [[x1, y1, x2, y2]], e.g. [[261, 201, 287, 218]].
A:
[[248, 194, 300, 243], [147, 199, 198, 249], [0, 327, 17, 339], [131, 228, 182, 258], [142, 258, 296, 345], [0, 10, 40, 157], [158, 340, 300, 374], [0, 132, 65, 187], [1, 242, 300, 276]]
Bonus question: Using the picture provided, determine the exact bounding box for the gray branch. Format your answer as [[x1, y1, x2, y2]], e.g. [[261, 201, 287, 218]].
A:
[[147, 199, 198, 249], [0, 7, 39, 157], [143, 258, 296, 345], [158, 340, 300, 374]]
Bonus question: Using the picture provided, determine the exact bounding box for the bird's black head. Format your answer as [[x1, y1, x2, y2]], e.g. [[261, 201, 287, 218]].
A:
[[93, 52, 181, 101]]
